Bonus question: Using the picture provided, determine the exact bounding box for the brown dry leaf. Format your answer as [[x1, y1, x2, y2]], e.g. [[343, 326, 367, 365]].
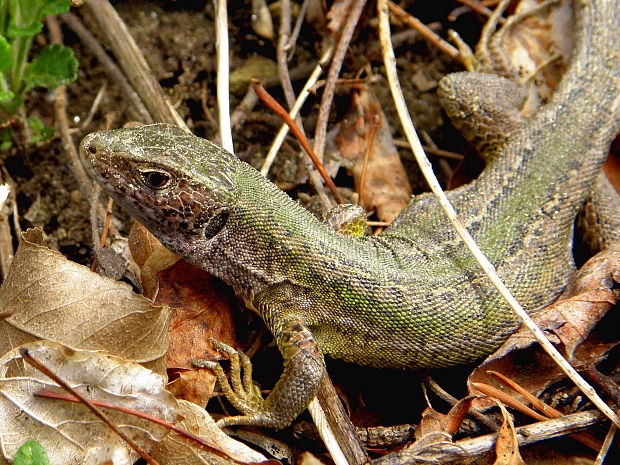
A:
[[493, 0, 574, 112], [335, 85, 413, 222], [0, 340, 181, 465], [157, 259, 238, 369], [492, 401, 525, 465], [167, 369, 217, 408], [0, 229, 171, 366], [415, 396, 476, 440], [151, 399, 268, 464], [378, 399, 480, 462], [128, 221, 167, 268], [129, 222, 180, 299], [469, 242, 620, 403], [229, 56, 278, 94], [157, 259, 239, 406]]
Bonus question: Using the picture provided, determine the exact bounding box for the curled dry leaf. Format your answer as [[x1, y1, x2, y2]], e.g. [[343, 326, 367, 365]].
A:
[[0, 340, 181, 465], [503, 0, 574, 110], [0, 229, 172, 366], [129, 222, 180, 299], [151, 399, 268, 465], [157, 259, 239, 407], [492, 401, 525, 465], [379, 396, 481, 461], [156, 259, 238, 370], [415, 396, 477, 441], [469, 242, 620, 404], [334, 85, 413, 222]]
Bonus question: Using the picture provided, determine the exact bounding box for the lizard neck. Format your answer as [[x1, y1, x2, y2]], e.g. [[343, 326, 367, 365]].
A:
[[180, 162, 345, 300]]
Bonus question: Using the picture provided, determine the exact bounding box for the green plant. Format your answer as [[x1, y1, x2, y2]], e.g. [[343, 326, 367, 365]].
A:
[[0, 0, 77, 127], [12, 440, 50, 465]]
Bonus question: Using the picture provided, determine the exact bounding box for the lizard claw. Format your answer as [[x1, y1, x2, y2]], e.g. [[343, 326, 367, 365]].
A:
[[193, 339, 266, 423], [194, 322, 325, 429]]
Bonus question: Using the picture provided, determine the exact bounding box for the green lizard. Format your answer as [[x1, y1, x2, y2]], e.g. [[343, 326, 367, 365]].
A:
[[79, 0, 619, 429]]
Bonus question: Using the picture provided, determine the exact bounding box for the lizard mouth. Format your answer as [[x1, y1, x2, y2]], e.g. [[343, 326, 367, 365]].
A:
[[79, 131, 108, 177], [79, 131, 134, 201]]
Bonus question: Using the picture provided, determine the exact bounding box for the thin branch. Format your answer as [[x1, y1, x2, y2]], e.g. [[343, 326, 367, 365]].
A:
[[277, 0, 295, 109], [308, 399, 350, 465], [387, 1, 461, 62], [453, 0, 503, 22], [376, 0, 620, 429], [253, 81, 344, 204], [260, 46, 332, 177], [60, 12, 152, 124], [286, 0, 311, 58], [313, 0, 366, 162], [214, 0, 233, 153], [594, 425, 616, 465], [374, 410, 605, 464], [46, 15, 92, 196], [85, 0, 187, 128]]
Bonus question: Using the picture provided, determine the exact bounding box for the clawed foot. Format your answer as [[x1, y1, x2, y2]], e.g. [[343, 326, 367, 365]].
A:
[[194, 339, 301, 429], [195, 321, 326, 430], [193, 339, 274, 427]]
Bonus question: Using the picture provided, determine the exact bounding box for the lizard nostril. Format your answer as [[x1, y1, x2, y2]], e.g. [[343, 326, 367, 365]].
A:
[[88, 145, 97, 154]]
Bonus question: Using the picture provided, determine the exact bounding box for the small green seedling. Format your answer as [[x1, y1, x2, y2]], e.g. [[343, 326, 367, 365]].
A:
[[0, 0, 78, 144], [12, 440, 50, 465]]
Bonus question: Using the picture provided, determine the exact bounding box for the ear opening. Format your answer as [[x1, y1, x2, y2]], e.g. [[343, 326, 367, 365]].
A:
[[204, 208, 230, 239]]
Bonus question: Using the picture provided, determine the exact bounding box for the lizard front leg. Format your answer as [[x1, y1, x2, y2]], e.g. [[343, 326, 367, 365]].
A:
[[202, 315, 325, 429]]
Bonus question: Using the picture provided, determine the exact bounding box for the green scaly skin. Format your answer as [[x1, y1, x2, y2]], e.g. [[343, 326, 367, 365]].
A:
[[79, 0, 619, 428]]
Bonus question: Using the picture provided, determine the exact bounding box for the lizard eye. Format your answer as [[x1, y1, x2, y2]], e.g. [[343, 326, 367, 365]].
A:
[[140, 169, 173, 190]]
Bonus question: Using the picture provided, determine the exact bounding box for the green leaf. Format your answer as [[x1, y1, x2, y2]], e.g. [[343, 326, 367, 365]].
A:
[[0, 128, 13, 151], [13, 440, 50, 465], [27, 116, 53, 143], [23, 44, 77, 91], [0, 90, 20, 116], [40, 0, 71, 17], [6, 22, 42, 38], [6, 0, 70, 38], [0, 89, 14, 102], [0, 36, 11, 73]]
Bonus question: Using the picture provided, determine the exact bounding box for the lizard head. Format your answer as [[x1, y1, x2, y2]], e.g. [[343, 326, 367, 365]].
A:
[[79, 123, 240, 251]]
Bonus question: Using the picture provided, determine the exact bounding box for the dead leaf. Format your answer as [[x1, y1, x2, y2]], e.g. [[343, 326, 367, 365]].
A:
[[129, 222, 180, 299], [0, 229, 171, 366], [470, 242, 620, 404], [482, 0, 574, 113], [157, 259, 238, 406], [230, 56, 278, 94], [0, 340, 181, 465], [151, 399, 268, 464], [129, 223, 240, 406], [415, 396, 476, 441], [335, 85, 413, 222], [493, 401, 525, 465], [157, 259, 238, 370], [167, 369, 217, 408]]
